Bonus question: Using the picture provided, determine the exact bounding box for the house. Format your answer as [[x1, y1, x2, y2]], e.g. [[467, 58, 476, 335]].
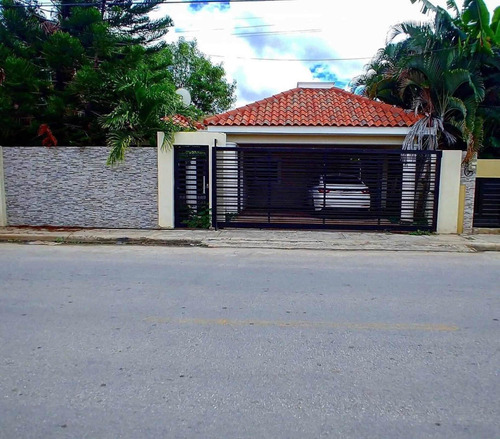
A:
[[163, 82, 453, 232]]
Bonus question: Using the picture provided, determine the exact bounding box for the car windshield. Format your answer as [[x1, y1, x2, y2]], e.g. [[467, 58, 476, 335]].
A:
[[321, 174, 363, 185]]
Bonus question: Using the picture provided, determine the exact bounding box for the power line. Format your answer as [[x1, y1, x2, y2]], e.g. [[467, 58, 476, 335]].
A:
[[176, 24, 275, 33], [2, 0, 293, 7], [230, 28, 320, 36], [175, 24, 321, 37], [206, 43, 481, 62], [208, 54, 372, 62]]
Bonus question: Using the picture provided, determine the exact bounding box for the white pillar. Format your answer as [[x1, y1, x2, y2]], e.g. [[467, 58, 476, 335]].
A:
[[436, 150, 462, 234], [0, 147, 7, 226], [157, 132, 175, 228]]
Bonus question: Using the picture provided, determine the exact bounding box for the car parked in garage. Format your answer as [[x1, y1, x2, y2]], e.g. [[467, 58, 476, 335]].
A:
[[309, 174, 371, 212]]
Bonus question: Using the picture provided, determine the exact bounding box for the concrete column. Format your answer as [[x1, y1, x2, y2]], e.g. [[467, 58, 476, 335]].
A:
[[437, 150, 462, 234], [0, 147, 7, 226], [157, 132, 175, 228]]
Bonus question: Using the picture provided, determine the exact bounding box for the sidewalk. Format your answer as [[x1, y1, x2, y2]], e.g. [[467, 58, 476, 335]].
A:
[[0, 226, 499, 252]]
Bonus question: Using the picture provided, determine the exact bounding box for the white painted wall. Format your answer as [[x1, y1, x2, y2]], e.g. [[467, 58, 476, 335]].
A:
[[157, 132, 174, 228], [157, 131, 226, 228], [0, 147, 7, 226], [437, 150, 462, 234]]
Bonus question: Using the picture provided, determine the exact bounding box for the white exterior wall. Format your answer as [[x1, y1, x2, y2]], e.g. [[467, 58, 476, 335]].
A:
[[157, 131, 226, 228], [437, 150, 462, 234], [207, 126, 410, 147]]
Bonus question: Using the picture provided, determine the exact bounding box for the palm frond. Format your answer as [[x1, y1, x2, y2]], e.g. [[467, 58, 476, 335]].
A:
[[442, 68, 473, 94], [106, 130, 134, 165], [446, 0, 460, 17], [403, 117, 439, 151], [410, 0, 438, 15]]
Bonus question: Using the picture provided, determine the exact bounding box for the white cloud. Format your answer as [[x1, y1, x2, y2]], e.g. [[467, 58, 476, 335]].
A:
[[157, 0, 499, 109]]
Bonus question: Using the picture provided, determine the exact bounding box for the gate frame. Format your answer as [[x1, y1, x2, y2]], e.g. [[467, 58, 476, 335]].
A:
[[212, 145, 445, 232]]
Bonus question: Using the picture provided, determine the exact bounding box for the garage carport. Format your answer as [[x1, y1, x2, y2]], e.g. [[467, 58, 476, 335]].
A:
[[213, 145, 441, 231], [203, 83, 441, 231]]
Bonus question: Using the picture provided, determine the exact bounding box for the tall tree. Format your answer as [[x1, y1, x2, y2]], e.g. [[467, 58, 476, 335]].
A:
[[0, 0, 236, 163], [162, 39, 236, 115], [56, 0, 173, 48], [103, 0, 173, 49]]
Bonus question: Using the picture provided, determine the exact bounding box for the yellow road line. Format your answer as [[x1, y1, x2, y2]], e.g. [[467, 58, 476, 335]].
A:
[[144, 317, 458, 332]]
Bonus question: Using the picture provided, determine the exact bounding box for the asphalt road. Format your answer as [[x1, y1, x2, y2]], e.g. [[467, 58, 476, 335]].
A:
[[0, 244, 499, 439]]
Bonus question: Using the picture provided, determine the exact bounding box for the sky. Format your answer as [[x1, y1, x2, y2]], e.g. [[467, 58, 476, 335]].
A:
[[156, 0, 499, 109]]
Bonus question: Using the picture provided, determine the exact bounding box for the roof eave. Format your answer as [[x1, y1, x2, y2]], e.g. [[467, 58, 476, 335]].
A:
[[205, 125, 412, 136]]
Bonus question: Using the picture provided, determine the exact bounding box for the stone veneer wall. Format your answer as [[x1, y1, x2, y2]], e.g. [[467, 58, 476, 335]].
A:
[[2, 146, 158, 228], [460, 151, 476, 234]]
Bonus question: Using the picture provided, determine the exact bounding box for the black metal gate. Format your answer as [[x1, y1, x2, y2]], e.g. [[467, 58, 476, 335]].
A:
[[213, 147, 441, 231], [473, 178, 500, 228], [174, 145, 209, 228]]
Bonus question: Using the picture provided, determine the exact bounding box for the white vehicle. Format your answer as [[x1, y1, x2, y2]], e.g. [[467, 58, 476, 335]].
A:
[[310, 174, 371, 212]]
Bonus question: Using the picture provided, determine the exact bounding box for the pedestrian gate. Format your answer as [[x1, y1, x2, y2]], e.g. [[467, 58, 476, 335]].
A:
[[212, 147, 441, 232], [174, 145, 209, 228]]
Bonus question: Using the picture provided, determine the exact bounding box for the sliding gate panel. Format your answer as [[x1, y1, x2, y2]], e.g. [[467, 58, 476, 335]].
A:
[[214, 147, 441, 231]]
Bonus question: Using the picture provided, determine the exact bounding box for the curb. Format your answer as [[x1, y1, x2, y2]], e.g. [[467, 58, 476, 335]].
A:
[[0, 233, 498, 252], [203, 239, 474, 252], [0, 235, 205, 247], [466, 243, 500, 252]]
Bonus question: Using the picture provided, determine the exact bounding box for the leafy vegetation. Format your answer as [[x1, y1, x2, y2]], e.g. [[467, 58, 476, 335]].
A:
[[0, 0, 236, 163], [352, 0, 499, 159], [184, 204, 211, 229]]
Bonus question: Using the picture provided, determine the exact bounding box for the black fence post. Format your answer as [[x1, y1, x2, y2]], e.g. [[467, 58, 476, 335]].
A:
[[431, 151, 442, 232], [212, 140, 218, 230]]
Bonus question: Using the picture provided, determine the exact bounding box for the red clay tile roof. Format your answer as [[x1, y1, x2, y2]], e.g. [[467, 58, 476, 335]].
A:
[[163, 114, 205, 130], [204, 87, 418, 128]]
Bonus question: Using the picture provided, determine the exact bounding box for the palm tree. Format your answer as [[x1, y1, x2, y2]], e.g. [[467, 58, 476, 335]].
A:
[[100, 66, 184, 165], [398, 46, 484, 155], [352, 0, 498, 158]]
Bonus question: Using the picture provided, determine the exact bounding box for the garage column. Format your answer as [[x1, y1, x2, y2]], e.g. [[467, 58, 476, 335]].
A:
[[157, 132, 175, 228], [436, 150, 462, 234]]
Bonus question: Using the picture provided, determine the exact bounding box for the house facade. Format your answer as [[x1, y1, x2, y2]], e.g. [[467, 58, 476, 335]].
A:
[[160, 83, 462, 233], [1, 83, 475, 233]]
